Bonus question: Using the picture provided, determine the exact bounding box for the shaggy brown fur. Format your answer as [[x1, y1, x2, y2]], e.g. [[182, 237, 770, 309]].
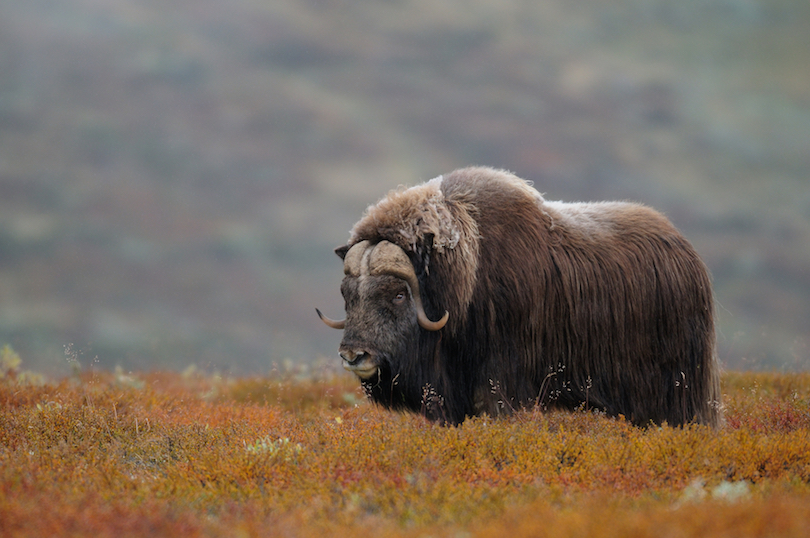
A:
[[330, 166, 721, 427]]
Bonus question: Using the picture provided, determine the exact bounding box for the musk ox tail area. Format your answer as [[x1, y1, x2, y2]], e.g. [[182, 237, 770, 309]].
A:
[[322, 166, 722, 428]]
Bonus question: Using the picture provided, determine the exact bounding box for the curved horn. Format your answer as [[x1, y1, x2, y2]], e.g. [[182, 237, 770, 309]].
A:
[[411, 280, 449, 331], [316, 308, 345, 330], [369, 241, 449, 331]]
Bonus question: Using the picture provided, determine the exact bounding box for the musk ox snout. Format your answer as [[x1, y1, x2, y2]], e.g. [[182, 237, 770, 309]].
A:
[[338, 347, 379, 379]]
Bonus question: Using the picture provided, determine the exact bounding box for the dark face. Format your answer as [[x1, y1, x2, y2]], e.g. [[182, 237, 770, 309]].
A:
[[338, 273, 420, 381]]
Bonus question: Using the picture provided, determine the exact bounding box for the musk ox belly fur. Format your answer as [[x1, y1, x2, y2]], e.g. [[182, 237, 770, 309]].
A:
[[318, 166, 722, 427]]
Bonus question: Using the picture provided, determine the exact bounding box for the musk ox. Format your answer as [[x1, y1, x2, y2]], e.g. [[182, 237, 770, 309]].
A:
[[317, 167, 721, 427]]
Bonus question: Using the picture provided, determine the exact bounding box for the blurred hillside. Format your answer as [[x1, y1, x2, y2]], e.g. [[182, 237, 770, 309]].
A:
[[0, 0, 808, 374]]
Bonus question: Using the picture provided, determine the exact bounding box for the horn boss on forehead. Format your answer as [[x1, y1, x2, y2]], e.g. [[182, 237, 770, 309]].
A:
[[318, 166, 721, 428], [318, 240, 448, 331], [342, 240, 371, 276]]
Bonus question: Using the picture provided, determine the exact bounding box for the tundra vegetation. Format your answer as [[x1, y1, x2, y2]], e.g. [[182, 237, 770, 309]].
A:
[[1, 350, 809, 537]]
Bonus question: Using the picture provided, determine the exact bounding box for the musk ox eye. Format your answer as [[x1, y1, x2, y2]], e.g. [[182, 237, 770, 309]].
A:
[[393, 292, 406, 305]]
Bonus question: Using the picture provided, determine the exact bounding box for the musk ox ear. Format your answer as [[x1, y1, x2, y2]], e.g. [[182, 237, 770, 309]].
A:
[[335, 245, 350, 260]]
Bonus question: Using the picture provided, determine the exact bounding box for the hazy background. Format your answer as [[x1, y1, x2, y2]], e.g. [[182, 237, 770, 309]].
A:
[[1, 0, 808, 375]]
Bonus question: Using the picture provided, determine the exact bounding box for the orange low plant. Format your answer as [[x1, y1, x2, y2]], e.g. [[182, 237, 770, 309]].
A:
[[1, 365, 809, 537]]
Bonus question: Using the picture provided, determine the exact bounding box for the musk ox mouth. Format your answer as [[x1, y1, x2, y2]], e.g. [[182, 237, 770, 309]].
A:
[[340, 351, 380, 379], [343, 359, 379, 379]]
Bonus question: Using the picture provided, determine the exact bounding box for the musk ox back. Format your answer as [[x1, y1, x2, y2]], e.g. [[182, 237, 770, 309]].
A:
[[318, 167, 721, 427]]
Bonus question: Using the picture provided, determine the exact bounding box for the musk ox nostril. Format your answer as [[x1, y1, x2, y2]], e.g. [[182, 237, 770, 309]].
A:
[[339, 350, 366, 365]]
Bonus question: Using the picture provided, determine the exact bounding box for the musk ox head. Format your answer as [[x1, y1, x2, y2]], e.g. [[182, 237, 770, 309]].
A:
[[316, 239, 448, 380]]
